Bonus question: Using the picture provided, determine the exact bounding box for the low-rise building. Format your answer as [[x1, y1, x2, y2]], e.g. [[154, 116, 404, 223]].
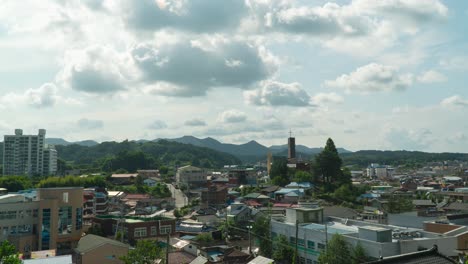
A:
[[201, 186, 227, 208], [176, 165, 206, 188], [74, 234, 129, 264]]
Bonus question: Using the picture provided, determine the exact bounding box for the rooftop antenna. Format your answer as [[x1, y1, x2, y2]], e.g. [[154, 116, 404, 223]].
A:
[[289, 129, 293, 138]]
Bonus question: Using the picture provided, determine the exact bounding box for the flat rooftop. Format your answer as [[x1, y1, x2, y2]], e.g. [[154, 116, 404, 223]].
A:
[[303, 222, 358, 234]]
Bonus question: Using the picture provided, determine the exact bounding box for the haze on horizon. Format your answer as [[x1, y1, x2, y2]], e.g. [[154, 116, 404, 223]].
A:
[[0, 0, 467, 153]]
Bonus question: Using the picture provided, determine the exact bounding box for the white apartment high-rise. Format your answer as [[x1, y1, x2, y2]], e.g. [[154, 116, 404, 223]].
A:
[[2, 129, 57, 177]]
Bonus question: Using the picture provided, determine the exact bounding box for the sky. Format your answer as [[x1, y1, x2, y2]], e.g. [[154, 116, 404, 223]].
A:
[[0, 0, 467, 152]]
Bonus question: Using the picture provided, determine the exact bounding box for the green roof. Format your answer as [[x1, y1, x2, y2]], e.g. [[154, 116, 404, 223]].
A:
[[244, 192, 261, 199], [76, 234, 130, 253]]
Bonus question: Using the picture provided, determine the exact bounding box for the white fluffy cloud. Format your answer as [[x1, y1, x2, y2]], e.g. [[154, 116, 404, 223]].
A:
[[417, 70, 446, 83], [131, 38, 277, 97], [58, 46, 130, 94], [325, 63, 413, 93], [244, 81, 311, 106], [0, 83, 59, 108], [121, 0, 248, 33], [440, 95, 468, 108], [311, 92, 344, 105], [218, 110, 247, 123]]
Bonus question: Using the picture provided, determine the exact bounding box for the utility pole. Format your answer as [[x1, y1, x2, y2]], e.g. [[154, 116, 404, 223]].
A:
[[295, 219, 299, 264], [325, 220, 328, 250], [248, 225, 252, 255], [165, 233, 170, 264]]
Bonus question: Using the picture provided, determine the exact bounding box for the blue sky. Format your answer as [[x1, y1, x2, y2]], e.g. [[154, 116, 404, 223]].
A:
[[0, 0, 467, 152]]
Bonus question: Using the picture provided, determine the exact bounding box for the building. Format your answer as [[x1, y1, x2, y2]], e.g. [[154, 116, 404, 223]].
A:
[[91, 214, 176, 245], [2, 129, 57, 177], [201, 186, 227, 208], [367, 164, 394, 179], [74, 234, 130, 264], [0, 187, 84, 257], [271, 203, 466, 264], [176, 165, 206, 188], [83, 188, 108, 217]]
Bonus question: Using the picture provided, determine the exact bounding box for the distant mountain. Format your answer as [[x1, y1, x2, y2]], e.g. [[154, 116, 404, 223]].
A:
[[162, 136, 270, 157], [46, 138, 99, 147], [159, 135, 351, 162]]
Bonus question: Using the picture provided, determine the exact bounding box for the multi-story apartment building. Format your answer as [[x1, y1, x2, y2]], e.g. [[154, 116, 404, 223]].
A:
[[176, 165, 206, 188], [0, 187, 83, 257], [83, 188, 108, 216], [2, 129, 57, 177]]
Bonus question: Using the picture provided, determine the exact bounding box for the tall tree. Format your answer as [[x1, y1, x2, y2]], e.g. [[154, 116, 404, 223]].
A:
[[120, 240, 165, 264], [314, 138, 347, 191], [272, 235, 294, 264], [0, 240, 21, 264], [352, 242, 369, 264], [318, 234, 351, 264], [252, 216, 272, 258]]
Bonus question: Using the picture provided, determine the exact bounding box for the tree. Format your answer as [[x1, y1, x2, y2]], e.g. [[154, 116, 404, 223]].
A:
[[270, 158, 289, 186], [195, 233, 214, 243], [318, 234, 351, 264], [272, 235, 294, 263], [0, 240, 21, 264], [293, 171, 313, 183], [252, 216, 272, 258], [120, 240, 165, 264], [352, 242, 369, 264], [314, 138, 348, 191], [0, 176, 32, 192]]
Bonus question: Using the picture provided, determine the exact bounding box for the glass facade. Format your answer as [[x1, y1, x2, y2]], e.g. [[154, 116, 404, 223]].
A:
[[42, 209, 51, 250], [58, 206, 72, 235], [76, 208, 82, 230]]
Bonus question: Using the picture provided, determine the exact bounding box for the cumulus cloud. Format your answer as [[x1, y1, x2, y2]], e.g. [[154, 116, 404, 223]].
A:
[[417, 70, 446, 83], [325, 63, 413, 93], [77, 118, 104, 129], [244, 81, 311, 107], [121, 0, 248, 33], [265, 3, 375, 37], [440, 95, 468, 108], [148, 120, 168, 129], [0, 83, 58, 108], [131, 39, 276, 97], [354, 0, 448, 24], [218, 110, 247, 123], [58, 46, 129, 94], [184, 118, 206, 127], [311, 92, 343, 105]]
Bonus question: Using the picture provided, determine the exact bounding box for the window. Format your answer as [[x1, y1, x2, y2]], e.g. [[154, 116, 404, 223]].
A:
[[306, 259, 312, 264], [63, 192, 69, 203], [42, 209, 51, 250], [160, 225, 171, 235], [299, 257, 305, 264], [307, 240, 315, 249], [271, 232, 277, 239], [58, 206, 72, 235], [318, 243, 325, 250], [33, 209, 38, 218], [76, 208, 83, 230], [290, 237, 296, 244], [134, 227, 147, 238], [298, 239, 305, 246], [151, 226, 157, 236]]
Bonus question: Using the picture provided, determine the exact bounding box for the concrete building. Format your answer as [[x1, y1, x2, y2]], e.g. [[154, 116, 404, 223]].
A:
[[3, 129, 57, 177], [271, 204, 467, 263], [0, 187, 83, 257], [367, 164, 393, 179], [74, 234, 129, 264], [201, 186, 227, 208], [176, 165, 206, 188], [83, 188, 108, 216]]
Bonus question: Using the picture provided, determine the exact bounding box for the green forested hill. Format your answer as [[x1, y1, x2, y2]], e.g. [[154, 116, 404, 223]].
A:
[[341, 150, 468, 167], [54, 140, 241, 171]]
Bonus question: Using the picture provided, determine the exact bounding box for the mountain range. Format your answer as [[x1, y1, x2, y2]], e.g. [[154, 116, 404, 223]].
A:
[[44, 135, 350, 161]]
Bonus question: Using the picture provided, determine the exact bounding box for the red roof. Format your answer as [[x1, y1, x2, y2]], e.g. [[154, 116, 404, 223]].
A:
[[245, 200, 261, 207], [273, 203, 295, 208]]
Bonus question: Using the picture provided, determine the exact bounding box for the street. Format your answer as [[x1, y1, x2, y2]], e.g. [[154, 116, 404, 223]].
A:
[[166, 183, 188, 208]]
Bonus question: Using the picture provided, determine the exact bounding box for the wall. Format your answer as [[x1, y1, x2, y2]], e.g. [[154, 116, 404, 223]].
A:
[[424, 222, 461, 234]]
